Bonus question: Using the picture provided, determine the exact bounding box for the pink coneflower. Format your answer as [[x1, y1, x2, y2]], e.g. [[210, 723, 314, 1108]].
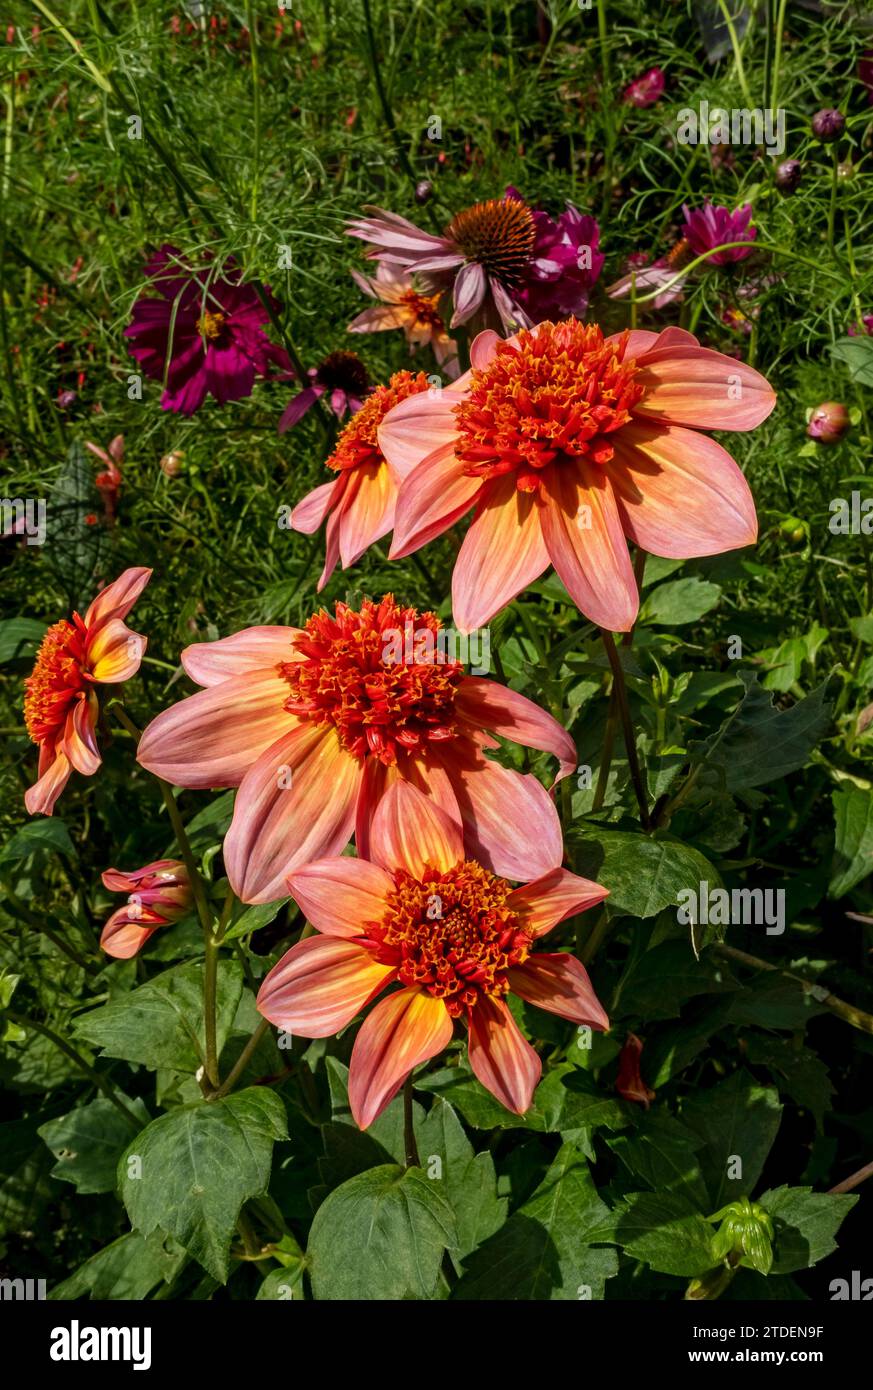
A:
[[278, 350, 370, 432], [682, 202, 757, 266], [347, 191, 603, 333], [124, 245, 290, 415], [623, 67, 665, 108], [347, 263, 458, 376]]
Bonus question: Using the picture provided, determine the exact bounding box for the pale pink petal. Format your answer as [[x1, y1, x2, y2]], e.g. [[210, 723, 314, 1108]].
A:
[[540, 460, 638, 632], [348, 987, 454, 1129], [451, 477, 550, 633], [509, 953, 609, 1028], [389, 442, 483, 559], [137, 670, 298, 787], [100, 906, 163, 960], [451, 262, 487, 326], [287, 857, 394, 938], [610, 421, 758, 558], [605, 328, 660, 359], [257, 936, 395, 1037], [633, 343, 777, 431], [456, 677, 575, 781], [506, 866, 608, 937], [180, 627, 301, 686], [84, 567, 152, 629], [369, 780, 463, 877], [63, 700, 101, 776], [224, 724, 361, 904], [347, 305, 409, 333], [440, 743, 563, 881], [317, 503, 343, 592], [467, 995, 541, 1114], [24, 748, 72, 816], [470, 329, 502, 371], [291, 479, 344, 536], [378, 388, 461, 478]]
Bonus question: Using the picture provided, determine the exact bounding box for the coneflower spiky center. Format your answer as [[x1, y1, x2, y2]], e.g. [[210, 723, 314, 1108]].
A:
[[453, 318, 644, 492], [23, 617, 88, 744], [327, 371, 430, 474], [447, 198, 536, 290], [361, 862, 532, 1015], [278, 596, 463, 764]]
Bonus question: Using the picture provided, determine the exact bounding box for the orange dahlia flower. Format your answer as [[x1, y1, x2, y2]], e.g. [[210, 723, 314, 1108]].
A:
[[100, 859, 192, 959], [136, 595, 575, 905], [291, 370, 432, 591], [380, 320, 776, 633], [257, 782, 608, 1126], [23, 567, 151, 815]]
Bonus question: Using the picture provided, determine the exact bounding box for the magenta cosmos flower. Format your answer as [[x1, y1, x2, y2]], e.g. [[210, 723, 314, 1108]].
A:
[[257, 782, 608, 1126], [379, 320, 775, 634], [623, 67, 665, 108], [124, 245, 289, 415], [100, 859, 192, 959], [682, 202, 757, 266], [347, 191, 603, 333], [278, 350, 370, 431], [136, 596, 576, 904]]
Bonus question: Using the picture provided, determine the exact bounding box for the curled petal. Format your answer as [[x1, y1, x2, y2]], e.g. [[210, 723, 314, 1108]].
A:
[[506, 866, 608, 937], [257, 936, 395, 1037], [181, 627, 301, 686], [456, 675, 576, 782], [389, 443, 482, 559], [508, 953, 609, 1029], [84, 567, 152, 629], [290, 479, 344, 536], [24, 748, 72, 816], [87, 618, 147, 683], [348, 987, 453, 1129], [378, 389, 461, 480], [467, 995, 541, 1114], [100, 905, 165, 960], [369, 780, 463, 877], [63, 699, 101, 776]]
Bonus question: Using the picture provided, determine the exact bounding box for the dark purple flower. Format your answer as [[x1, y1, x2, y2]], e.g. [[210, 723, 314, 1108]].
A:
[[623, 67, 665, 109], [278, 351, 370, 433], [775, 160, 803, 193], [811, 109, 845, 142], [682, 201, 757, 266], [124, 245, 290, 415]]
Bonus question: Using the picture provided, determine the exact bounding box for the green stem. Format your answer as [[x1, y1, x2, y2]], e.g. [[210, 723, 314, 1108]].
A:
[[403, 1073, 419, 1167], [714, 944, 873, 1036], [245, 0, 260, 221], [212, 1019, 270, 1101], [600, 631, 651, 830], [714, 0, 752, 107]]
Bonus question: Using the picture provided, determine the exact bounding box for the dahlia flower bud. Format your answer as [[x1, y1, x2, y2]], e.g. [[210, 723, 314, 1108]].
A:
[[414, 180, 433, 205], [775, 159, 802, 193], [623, 67, 665, 109], [615, 1033, 656, 1107], [707, 1197, 775, 1276], [807, 401, 850, 444], [811, 108, 845, 142], [100, 859, 192, 958]]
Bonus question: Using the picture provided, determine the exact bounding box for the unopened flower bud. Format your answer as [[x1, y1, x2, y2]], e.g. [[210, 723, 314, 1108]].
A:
[[414, 180, 433, 205], [811, 108, 845, 142], [808, 401, 850, 444], [708, 1197, 775, 1277], [160, 449, 185, 477], [775, 159, 802, 193]]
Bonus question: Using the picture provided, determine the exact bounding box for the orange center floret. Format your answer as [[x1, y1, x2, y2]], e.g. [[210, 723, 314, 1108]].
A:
[[23, 617, 88, 745], [279, 596, 463, 764], [326, 371, 430, 474], [400, 289, 444, 333], [197, 310, 226, 341], [454, 320, 644, 493], [362, 861, 532, 1016]]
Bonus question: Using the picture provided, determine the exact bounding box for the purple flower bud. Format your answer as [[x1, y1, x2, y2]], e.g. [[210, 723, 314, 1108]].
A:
[[414, 180, 433, 205], [811, 108, 845, 142], [57, 389, 77, 409], [807, 401, 850, 444], [775, 160, 803, 193]]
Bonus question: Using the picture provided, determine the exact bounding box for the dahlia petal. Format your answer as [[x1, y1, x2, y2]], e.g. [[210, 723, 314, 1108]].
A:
[[257, 935, 395, 1037], [63, 700, 101, 776], [389, 443, 483, 559], [451, 477, 549, 633], [290, 478, 344, 535], [470, 329, 502, 371], [287, 856, 394, 938], [181, 627, 301, 686], [633, 343, 777, 431], [508, 953, 610, 1028], [84, 566, 152, 629], [506, 866, 608, 937], [441, 743, 563, 881], [100, 906, 164, 960], [455, 676, 576, 781], [87, 618, 147, 684], [540, 460, 638, 632], [24, 748, 72, 816], [137, 669, 298, 787], [610, 421, 758, 558], [467, 995, 541, 1115], [317, 503, 343, 592], [378, 388, 462, 479], [606, 328, 659, 359], [338, 461, 395, 568], [224, 724, 360, 904], [369, 780, 464, 877], [348, 987, 454, 1130]]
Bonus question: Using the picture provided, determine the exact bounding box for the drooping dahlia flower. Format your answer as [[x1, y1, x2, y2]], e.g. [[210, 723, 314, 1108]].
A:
[[681, 202, 757, 266], [23, 567, 151, 815], [381, 320, 775, 633], [124, 245, 290, 415], [257, 781, 608, 1126], [278, 350, 370, 431], [136, 595, 575, 904], [347, 191, 603, 333], [100, 859, 192, 959], [291, 370, 432, 590], [348, 263, 458, 374]]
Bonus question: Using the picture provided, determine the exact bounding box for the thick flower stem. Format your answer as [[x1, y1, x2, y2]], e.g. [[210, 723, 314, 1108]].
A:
[[600, 630, 651, 830], [211, 1018, 270, 1102], [403, 1073, 419, 1167]]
